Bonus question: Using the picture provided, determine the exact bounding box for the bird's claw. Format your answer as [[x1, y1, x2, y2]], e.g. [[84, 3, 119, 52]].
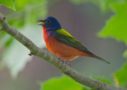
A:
[[64, 60, 71, 67], [58, 56, 71, 66]]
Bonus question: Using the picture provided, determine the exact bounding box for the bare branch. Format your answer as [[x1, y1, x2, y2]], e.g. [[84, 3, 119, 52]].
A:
[[0, 13, 126, 90]]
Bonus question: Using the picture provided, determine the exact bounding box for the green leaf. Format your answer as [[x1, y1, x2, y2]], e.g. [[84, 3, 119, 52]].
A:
[[98, 2, 127, 44], [98, 3, 127, 57], [70, 0, 127, 11], [7, 0, 47, 28], [1, 25, 46, 77], [40, 76, 84, 90], [115, 62, 127, 87], [123, 50, 127, 58], [0, 0, 16, 11]]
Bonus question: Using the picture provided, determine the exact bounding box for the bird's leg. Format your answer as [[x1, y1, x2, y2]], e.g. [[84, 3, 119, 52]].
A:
[[58, 56, 71, 67], [58, 56, 67, 61], [64, 60, 71, 67], [64, 60, 68, 64]]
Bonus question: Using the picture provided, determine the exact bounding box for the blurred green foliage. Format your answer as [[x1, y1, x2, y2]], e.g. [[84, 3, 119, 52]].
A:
[[91, 77, 113, 85], [0, 0, 127, 89], [0, 0, 47, 77], [9, 0, 47, 28], [98, 3, 127, 45], [40, 76, 84, 90], [115, 62, 127, 88], [70, 0, 127, 12], [0, 0, 16, 10]]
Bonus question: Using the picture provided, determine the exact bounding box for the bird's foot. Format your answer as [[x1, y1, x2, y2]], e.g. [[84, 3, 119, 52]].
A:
[[58, 56, 71, 67], [64, 60, 71, 67]]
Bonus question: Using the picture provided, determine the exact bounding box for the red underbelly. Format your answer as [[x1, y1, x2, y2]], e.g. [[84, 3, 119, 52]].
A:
[[45, 36, 81, 61]]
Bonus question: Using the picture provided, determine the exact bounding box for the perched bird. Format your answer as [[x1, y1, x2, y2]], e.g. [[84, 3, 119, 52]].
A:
[[38, 17, 110, 64]]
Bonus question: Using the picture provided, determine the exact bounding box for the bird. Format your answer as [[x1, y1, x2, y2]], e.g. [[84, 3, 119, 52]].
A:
[[38, 16, 110, 64]]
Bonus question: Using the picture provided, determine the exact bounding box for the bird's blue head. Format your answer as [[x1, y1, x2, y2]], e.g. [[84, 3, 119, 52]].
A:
[[38, 16, 62, 31]]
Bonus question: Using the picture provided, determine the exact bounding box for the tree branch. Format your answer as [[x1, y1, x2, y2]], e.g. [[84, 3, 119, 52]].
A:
[[0, 13, 126, 90]]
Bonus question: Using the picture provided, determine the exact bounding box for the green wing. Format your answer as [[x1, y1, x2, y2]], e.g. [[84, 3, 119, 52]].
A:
[[54, 29, 93, 55]]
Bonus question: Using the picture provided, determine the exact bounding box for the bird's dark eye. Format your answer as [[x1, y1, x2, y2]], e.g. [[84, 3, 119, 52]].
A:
[[47, 20, 51, 24]]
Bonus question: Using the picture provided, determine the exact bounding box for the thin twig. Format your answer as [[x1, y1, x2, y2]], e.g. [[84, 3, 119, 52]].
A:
[[0, 16, 6, 31]]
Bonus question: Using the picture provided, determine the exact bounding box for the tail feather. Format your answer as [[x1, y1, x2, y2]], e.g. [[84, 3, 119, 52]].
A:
[[92, 54, 110, 64], [81, 50, 110, 64]]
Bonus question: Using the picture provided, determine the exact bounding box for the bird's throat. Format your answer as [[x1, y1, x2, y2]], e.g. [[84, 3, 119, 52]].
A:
[[42, 26, 54, 41], [42, 26, 48, 41]]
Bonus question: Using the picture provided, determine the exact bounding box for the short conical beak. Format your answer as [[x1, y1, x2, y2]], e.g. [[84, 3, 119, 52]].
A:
[[37, 20, 46, 26]]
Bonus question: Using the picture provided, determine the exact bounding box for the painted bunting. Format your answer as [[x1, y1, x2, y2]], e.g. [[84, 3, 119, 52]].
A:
[[38, 17, 110, 64]]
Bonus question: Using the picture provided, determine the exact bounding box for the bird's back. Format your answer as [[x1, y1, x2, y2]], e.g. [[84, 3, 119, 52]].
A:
[[54, 29, 94, 56]]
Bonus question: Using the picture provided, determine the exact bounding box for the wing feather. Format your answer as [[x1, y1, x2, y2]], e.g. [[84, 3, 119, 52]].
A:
[[54, 29, 93, 55]]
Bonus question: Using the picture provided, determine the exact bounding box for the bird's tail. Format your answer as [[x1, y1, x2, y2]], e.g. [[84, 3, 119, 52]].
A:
[[92, 54, 110, 64]]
